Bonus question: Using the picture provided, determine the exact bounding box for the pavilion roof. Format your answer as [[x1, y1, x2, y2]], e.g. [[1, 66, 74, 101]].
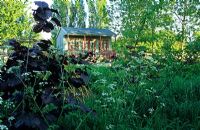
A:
[[62, 27, 117, 37]]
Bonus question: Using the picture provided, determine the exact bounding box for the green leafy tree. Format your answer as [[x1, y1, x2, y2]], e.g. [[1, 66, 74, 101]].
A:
[[0, 0, 34, 45], [53, 0, 70, 27], [53, 0, 85, 27], [52, 0, 110, 28], [75, 0, 86, 28], [121, 0, 174, 46], [173, 0, 200, 43], [88, 0, 98, 28], [96, 0, 109, 28]]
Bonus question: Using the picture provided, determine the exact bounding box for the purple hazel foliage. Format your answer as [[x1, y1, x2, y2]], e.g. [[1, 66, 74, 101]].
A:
[[0, 1, 95, 130], [32, 1, 61, 33]]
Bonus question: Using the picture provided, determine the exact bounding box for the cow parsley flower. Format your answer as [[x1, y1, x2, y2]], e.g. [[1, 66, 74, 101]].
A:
[[160, 103, 165, 107], [0, 125, 8, 130], [102, 92, 108, 96], [106, 124, 114, 129], [0, 97, 3, 105], [107, 84, 116, 90], [148, 108, 154, 114]]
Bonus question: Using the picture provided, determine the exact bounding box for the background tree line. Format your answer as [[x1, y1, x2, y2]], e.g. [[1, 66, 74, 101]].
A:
[[0, 0, 37, 45], [0, 0, 200, 46]]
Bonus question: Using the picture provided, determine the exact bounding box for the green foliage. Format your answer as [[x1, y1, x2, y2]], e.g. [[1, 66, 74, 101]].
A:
[[0, 3, 93, 129], [121, 0, 174, 44], [82, 46, 200, 129], [96, 0, 109, 28], [185, 39, 200, 63], [52, 0, 110, 28], [173, 0, 200, 43], [1, 0, 200, 129], [52, 0, 70, 27], [0, 0, 35, 45]]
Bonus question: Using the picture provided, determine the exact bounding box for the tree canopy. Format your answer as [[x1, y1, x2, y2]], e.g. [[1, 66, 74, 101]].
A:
[[0, 0, 34, 44]]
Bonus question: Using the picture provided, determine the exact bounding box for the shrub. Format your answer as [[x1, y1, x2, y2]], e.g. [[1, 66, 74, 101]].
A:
[[0, 2, 94, 129]]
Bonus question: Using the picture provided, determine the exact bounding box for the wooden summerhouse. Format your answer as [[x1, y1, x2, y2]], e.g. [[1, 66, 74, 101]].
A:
[[56, 27, 116, 55]]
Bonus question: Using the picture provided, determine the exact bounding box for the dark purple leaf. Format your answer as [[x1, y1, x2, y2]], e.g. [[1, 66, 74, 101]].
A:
[[33, 23, 44, 33], [11, 91, 24, 103], [69, 78, 84, 88], [75, 68, 82, 75], [50, 9, 59, 15], [41, 89, 61, 105], [33, 12, 43, 22], [44, 114, 57, 123], [80, 73, 89, 85], [15, 113, 48, 130], [46, 22, 54, 30], [0, 75, 23, 91], [33, 7, 43, 22], [42, 7, 53, 19], [51, 17, 61, 27], [42, 26, 51, 32], [31, 44, 42, 54], [33, 7, 52, 21], [74, 68, 89, 84], [8, 39, 20, 49], [34, 1, 49, 8], [67, 94, 96, 116], [40, 40, 52, 45]]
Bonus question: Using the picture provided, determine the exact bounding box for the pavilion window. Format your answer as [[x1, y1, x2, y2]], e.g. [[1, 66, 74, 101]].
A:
[[106, 40, 109, 50], [102, 40, 104, 51], [99, 36, 102, 52], [75, 40, 79, 51], [68, 42, 71, 51], [83, 36, 86, 52], [79, 39, 82, 51], [94, 39, 96, 53], [88, 38, 91, 51]]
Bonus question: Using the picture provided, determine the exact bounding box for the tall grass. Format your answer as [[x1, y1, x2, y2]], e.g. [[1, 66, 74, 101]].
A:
[[69, 57, 200, 129]]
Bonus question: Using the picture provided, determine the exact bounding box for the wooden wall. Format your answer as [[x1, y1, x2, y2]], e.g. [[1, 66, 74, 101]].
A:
[[64, 35, 111, 54]]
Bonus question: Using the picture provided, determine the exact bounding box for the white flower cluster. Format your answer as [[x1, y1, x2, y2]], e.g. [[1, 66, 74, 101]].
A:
[[105, 97, 115, 103], [0, 125, 8, 130], [100, 91, 117, 108], [0, 97, 3, 105], [21, 72, 31, 77], [145, 87, 156, 93], [131, 110, 137, 115], [112, 64, 122, 69], [92, 71, 102, 76], [160, 102, 165, 108], [102, 92, 109, 96], [106, 124, 114, 130], [33, 70, 42, 73], [39, 82, 48, 86], [125, 90, 134, 94], [95, 79, 107, 84], [8, 116, 15, 121], [3, 101, 15, 109], [107, 83, 117, 90], [148, 107, 154, 114], [95, 99, 101, 103]]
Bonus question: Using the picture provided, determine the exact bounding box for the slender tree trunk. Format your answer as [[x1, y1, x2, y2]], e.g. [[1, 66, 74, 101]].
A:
[[181, 0, 187, 59]]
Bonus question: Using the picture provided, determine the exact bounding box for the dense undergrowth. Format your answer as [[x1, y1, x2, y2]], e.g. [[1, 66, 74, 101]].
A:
[[1, 1, 200, 130], [75, 43, 200, 130]]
